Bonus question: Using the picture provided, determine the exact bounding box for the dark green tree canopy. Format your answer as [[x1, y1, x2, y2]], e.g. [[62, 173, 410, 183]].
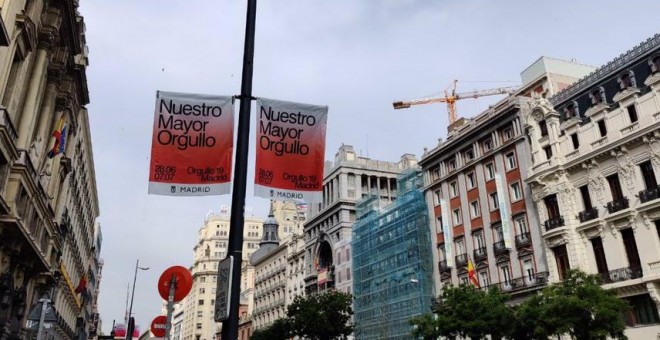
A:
[[287, 290, 353, 340]]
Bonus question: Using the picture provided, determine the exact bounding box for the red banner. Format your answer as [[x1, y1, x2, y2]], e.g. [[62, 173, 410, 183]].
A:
[[254, 98, 327, 203], [148, 91, 234, 196]]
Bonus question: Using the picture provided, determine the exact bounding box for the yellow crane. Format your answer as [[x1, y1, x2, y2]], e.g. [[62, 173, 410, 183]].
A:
[[393, 80, 518, 125]]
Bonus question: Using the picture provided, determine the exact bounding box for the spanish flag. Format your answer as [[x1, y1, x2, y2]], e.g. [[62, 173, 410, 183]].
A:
[[47, 116, 67, 158], [467, 259, 479, 288]]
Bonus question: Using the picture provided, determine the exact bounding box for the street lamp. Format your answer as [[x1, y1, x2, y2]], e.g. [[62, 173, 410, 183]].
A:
[[126, 259, 149, 340]]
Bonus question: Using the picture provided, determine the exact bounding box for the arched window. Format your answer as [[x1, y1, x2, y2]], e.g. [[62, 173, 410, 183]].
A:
[[563, 101, 579, 119], [617, 70, 636, 89], [649, 54, 660, 73], [589, 87, 606, 105]]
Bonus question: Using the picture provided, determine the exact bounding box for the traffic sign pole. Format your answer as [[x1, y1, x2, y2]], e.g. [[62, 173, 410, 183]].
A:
[[165, 275, 176, 340]]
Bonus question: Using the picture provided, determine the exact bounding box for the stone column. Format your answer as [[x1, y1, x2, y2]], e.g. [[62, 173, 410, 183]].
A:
[[16, 7, 61, 149]]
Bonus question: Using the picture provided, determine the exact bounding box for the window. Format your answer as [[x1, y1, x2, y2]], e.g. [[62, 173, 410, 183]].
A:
[[553, 245, 570, 280], [460, 276, 469, 285], [464, 147, 475, 161], [433, 189, 442, 205], [493, 224, 504, 242], [606, 174, 624, 201], [430, 165, 440, 181], [627, 105, 638, 123], [624, 294, 660, 326], [198, 299, 205, 305], [544, 194, 560, 220], [201, 277, 206, 283], [543, 146, 553, 160], [522, 259, 535, 281], [618, 71, 636, 89], [591, 237, 609, 275], [452, 208, 462, 225], [470, 200, 480, 218], [197, 311, 203, 317], [455, 238, 465, 255], [482, 138, 493, 152], [466, 172, 476, 189], [450, 181, 458, 197], [579, 185, 593, 210], [485, 163, 495, 181], [479, 271, 490, 287], [621, 228, 641, 269], [500, 265, 512, 286], [510, 182, 522, 201], [196, 323, 202, 329], [436, 217, 443, 233], [589, 87, 606, 105], [502, 126, 514, 141], [571, 133, 579, 149], [640, 160, 658, 189], [474, 232, 485, 249], [447, 157, 457, 171], [563, 101, 578, 119], [597, 120, 607, 137], [539, 120, 548, 137], [489, 192, 499, 210], [336, 251, 341, 265], [200, 288, 205, 294], [515, 215, 528, 234], [346, 268, 351, 280], [505, 152, 517, 170]]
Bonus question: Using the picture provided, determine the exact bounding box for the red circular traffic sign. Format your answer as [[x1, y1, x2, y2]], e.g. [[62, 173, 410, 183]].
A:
[[158, 266, 192, 302], [150, 315, 167, 338]]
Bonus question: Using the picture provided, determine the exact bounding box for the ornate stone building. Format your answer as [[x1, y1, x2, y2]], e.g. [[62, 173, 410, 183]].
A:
[[419, 57, 594, 301], [524, 34, 660, 338], [0, 0, 100, 339], [303, 145, 416, 295], [180, 209, 263, 340]]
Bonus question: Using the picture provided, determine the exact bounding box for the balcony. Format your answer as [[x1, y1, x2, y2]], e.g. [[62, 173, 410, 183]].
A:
[[455, 253, 468, 267], [639, 186, 660, 203], [492, 240, 509, 256], [606, 197, 629, 214], [544, 216, 565, 231], [497, 272, 549, 292], [473, 247, 487, 261], [599, 266, 643, 284], [514, 232, 531, 248], [578, 207, 599, 223], [438, 260, 451, 273]]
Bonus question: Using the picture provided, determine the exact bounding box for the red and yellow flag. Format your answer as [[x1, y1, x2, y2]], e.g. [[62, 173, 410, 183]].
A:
[[467, 259, 479, 288]]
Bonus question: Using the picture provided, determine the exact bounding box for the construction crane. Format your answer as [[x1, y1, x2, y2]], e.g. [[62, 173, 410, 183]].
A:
[[393, 80, 518, 125]]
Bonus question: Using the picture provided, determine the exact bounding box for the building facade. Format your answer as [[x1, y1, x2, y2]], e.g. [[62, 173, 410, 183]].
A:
[[524, 34, 660, 338], [352, 169, 435, 340], [0, 0, 100, 339], [284, 202, 307, 306], [250, 206, 287, 330], [304, 144, 416, 295], [180, 210, 263, 340], [419, 57, 593, 301]]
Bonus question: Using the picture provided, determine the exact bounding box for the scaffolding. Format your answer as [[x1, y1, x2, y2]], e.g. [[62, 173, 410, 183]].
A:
[[352, 169, 435, 340]]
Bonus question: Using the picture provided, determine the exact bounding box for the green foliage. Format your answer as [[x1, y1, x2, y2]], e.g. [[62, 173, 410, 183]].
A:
[[515, 270, 629, 340], [250, 318, 292, 340], [412, 270, 630, 340], [286, 290, 354, 340], [411, 284, 513, 340]]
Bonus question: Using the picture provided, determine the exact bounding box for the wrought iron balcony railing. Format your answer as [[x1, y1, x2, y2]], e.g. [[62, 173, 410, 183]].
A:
[[473, 247, 487, 261], [599, 266, 643, 284], [438, 260, 451, 273], [639, 186, 660, 203], [606, 197, 629, 214], [455, 253, 468, 266], [514, 232, 531, 248], [544, 216, 565, 231], [493, 240, 509, 256], [578, 207, 598, 222]]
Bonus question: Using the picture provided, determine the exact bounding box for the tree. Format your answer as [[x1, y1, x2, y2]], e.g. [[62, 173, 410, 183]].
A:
[[409, 313, 440, 340], [410, 284, 513, 339], [250, 318, 291, 340], [287, 290, 353, 340], [512, 270, 629, 340]]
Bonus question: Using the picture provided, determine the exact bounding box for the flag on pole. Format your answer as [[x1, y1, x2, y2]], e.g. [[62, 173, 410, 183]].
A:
[[47, 116, 67, 158], [467, 259, 479, 288]]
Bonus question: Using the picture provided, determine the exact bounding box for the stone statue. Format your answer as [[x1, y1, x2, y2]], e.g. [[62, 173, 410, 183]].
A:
[[28, 135, 43, 166]]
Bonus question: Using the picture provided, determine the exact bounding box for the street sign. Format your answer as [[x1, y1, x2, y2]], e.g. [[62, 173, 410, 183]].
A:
[[150, 315, 167, 338], [214, 255, 233, 322], [158, 266, 192, 302]]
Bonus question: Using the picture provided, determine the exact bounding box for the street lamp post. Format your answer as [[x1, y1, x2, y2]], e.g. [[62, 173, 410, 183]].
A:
[[126, 259, 149, 340]]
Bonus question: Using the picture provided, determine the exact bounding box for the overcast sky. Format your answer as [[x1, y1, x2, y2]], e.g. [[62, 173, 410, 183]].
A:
[[77, 0, 660, 334]]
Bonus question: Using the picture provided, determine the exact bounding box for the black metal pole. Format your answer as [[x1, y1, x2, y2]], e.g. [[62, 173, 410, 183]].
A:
[[222, 0, 257, 339]]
